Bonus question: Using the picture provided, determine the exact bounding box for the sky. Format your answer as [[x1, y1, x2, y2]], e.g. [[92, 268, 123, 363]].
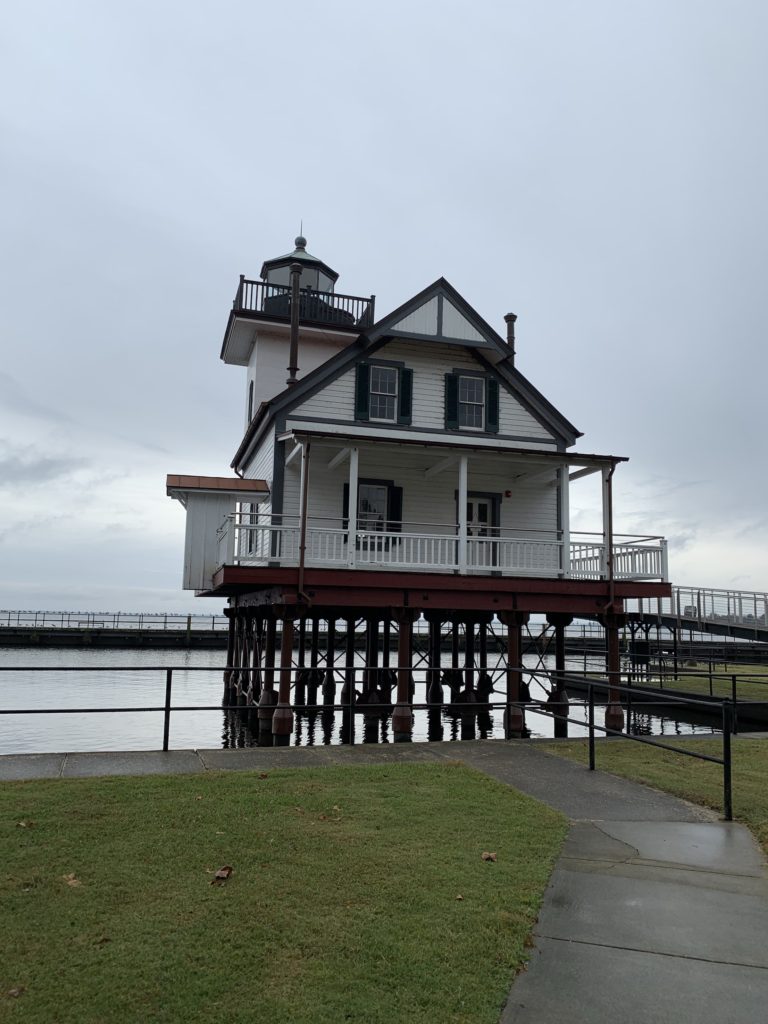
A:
[[1, 0, 766, 612]]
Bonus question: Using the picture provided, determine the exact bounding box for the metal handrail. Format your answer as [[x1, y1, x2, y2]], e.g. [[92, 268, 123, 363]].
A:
[[0, 662, 758, 819], [234, 279, 375, 328], [0, 611, 228, 631]]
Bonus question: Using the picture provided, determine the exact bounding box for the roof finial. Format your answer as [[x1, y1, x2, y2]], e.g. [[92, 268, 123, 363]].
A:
[[295, 227, 307, 250]]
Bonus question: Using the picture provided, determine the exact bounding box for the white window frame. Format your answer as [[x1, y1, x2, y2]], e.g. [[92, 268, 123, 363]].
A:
[[369, 365, 398, 423], [458, 375, 485, 431]]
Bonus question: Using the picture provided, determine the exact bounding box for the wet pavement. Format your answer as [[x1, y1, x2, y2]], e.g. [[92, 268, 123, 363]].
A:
[[2, 739, 767, 1023]]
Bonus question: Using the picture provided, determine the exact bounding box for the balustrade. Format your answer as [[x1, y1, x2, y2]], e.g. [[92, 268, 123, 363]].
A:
[[218, 515, 668, 581]]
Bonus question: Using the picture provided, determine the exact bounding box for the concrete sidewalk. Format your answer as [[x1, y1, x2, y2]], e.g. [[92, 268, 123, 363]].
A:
[[2, 740, 767, 1022]]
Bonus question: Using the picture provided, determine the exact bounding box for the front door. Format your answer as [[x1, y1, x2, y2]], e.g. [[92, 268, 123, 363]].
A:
[[467, 499, 491, 538], [462, 493, 500, 569]]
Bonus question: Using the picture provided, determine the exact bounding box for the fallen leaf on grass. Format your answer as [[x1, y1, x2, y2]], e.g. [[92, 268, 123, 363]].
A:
[[6, 987, 26, 998], [481, 852, 497, 862], [194, 795, 203, 801], [456, 895, 464, 901], [258, 773, 269, 779], [215, 831, 225, 835], [210, 865, 234, 886], [16, 820, 35, 828], [63, 873, 83, 887], [95, 935, 111, 946]]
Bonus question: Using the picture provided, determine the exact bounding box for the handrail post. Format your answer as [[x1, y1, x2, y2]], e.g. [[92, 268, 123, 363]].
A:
[[722, 703, 733, 821], [348, 662, 355, 746], [731, 674, 738, 735], [162, 669, 173, 751], [588, 684, 595, 770]]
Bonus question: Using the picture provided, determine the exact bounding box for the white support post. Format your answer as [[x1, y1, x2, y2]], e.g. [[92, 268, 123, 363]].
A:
[[660, 539, 669, 582], [303, 440, 311, 520], [225, 515, 236, 564], [601, 466, 611, 580], [458, 454, 468, 575], [347, 446, 359, 568], [559, 465, 570, 577]]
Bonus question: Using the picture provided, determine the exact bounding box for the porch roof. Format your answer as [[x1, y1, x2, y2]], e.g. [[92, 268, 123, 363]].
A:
[[276, 428, 627, 468]]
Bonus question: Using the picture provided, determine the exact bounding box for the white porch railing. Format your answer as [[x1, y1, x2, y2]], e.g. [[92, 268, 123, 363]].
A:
[[217, 516, 668, 581]]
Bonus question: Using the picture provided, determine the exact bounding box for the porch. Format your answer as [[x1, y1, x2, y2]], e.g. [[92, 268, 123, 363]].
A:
[[229, 432, 668, 582], [218, 514, 666, 580]]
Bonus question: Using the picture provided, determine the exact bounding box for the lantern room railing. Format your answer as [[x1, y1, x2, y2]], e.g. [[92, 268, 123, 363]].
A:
[[233, 279, 375, 330]]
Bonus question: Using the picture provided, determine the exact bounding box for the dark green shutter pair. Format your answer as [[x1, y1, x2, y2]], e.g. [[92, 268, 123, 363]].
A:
[[443, 373, 499, 433], [354, 362, 413, 425]]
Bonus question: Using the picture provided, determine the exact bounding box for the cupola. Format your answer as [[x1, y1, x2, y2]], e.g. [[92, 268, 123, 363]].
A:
[[260, 236, 339, 293]]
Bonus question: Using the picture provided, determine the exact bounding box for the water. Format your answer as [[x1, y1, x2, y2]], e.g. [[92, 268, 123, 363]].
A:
[[0, 647, 719, 755]]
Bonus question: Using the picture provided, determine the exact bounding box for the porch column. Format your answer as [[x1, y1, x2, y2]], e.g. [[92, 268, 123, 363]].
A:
[[499, 610, 529, 736], [297, 437, 311, 581], [458, 454, 468, 575], [601, 465, 613, 580], [559, 465, 571, 578], [272, 612, 294, 746], [347, 446, 359, 568]]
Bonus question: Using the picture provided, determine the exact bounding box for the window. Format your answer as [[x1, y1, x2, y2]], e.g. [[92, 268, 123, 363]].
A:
[[358, 483, 389, 530], [369, 366, 397, 421], [355, 362, 413, 425], [240, 502, 259, 555], [458, 376, 484, 429], [444, 372, 499, 433], [343, 479, 403, 537]]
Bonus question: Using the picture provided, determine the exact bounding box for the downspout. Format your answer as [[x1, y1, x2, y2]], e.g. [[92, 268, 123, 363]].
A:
[[297, 437, 311, 604]]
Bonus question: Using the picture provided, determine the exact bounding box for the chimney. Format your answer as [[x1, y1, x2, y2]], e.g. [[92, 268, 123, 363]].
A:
[[504, 313, 517, 366]]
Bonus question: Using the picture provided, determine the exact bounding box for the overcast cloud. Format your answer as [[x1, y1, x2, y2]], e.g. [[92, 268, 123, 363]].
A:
[[1, 0, 766, 611]]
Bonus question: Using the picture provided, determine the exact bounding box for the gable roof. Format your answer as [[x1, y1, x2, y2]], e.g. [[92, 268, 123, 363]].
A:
[[367, 278, 511, 354], [231, 278, 581, 470]]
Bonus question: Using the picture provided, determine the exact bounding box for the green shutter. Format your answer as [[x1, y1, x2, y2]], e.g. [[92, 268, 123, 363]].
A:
[[354, 362, 370, 421], [397, 367, 413, 425], [388, 486, 403, 532], [342, 483, 350, 530], [486, 378, 499, 433], [444, 373, 459, 430]]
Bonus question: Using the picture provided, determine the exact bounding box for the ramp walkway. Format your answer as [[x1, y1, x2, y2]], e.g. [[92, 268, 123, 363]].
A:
[[2, 740, 767, 1023], [625, 584, 768, 643]]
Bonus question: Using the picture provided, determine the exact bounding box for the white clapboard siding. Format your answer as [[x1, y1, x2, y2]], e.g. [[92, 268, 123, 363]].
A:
[[281, 448, 557, 535], [291, 339, 556, 441], [244, 426, 275, 514]]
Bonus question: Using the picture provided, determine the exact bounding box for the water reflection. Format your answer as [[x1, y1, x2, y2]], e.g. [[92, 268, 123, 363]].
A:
[[0, 646, 721, 755]]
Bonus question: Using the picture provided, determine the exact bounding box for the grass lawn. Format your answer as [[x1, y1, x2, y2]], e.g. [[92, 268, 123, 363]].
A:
[[579, 663, 768, 702], [541, 737, 768, 853], [0, 763, 565, 1024], [656, 663, 768, 703]]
